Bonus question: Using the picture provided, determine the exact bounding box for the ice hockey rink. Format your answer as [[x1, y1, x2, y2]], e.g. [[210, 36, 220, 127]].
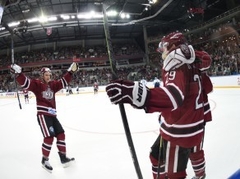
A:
[[0, 87, 239, 179]]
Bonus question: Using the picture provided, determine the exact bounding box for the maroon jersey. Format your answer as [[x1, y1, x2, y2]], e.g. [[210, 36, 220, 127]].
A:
[[146, 64, 205, 148], [16, 72, 72, 116], [23, 89, 28, 95], [202, 73, 212, 123], [195, 50, 213, 123], [93, 82, 98, 90], [195, 50, 212, 71]]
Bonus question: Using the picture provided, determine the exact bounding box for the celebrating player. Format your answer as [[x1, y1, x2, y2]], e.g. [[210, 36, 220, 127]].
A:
[[153, 77, 161, 88], [106, 32, 211, 179], [93, 80, 99, 94], [140, 77, 147, 86], [10, 62, 78, 173], [189, 50, 213, 179], [23, 89, 29, 104]]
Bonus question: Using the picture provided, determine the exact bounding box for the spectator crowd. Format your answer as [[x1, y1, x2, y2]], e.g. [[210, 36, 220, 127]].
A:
[[0, 19, 240, 92]]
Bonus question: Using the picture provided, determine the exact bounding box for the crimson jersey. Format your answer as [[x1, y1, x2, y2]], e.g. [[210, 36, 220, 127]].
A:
[[195, 50, 212, 71], [195, 50, 213, 123], [16, 72, 72, 116], [23, 89, 28, 95], [146, 63, 205, 148], [93, 82, 98, 90], [202, 73, 212, 123]]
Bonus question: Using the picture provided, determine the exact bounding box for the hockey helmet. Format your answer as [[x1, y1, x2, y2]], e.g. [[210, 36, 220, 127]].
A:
[[40, 67, 51, 75], [157, 32, 187, 53]]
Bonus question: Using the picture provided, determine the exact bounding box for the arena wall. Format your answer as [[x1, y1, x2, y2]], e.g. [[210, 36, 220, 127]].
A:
[[0, 75, 239, 99]]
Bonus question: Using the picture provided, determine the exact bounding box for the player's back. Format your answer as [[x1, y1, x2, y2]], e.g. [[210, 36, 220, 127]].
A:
[[160, 64, 205, 148]]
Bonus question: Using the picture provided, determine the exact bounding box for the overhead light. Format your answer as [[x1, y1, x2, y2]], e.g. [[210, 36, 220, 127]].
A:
[[77, 11, 104, 19], [94, 2, 102, 5], [120, 13, 126, 19], [107, 10, 118, 17], [142, 4, 151, 7], [8, 21, 20, 27], [39, 15, 48, 23], [148, 0, 157, 4], [28, 18, 38, 23], [22, 9, 30, 13], [60, 15, 70, 20], [48, 16, 57, 21]]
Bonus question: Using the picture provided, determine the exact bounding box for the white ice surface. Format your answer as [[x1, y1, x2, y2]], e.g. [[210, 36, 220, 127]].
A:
[[0, 88, 239, 179]]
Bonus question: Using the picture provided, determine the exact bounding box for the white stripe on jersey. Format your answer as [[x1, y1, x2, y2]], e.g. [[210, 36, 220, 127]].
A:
[[161, 86, 178, 110]]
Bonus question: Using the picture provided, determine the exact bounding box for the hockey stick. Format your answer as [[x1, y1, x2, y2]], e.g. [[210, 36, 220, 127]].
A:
[[157, 135, 163, 179], [11, 34, 22, 109], [102, 3, 143, 179]]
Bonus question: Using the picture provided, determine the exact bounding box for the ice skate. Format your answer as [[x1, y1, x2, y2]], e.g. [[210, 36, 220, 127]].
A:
[[58, 152, 75, 168], [41, 157, 53, 173]]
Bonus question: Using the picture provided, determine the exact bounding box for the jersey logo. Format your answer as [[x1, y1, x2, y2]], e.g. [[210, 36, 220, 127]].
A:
[[42, 87, 54, 100]]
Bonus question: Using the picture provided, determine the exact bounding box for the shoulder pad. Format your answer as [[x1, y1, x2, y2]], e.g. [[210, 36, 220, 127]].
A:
[[163, 45, 195, 71]]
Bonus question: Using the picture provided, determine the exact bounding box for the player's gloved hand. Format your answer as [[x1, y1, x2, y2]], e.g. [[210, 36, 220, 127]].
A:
[[67, 62, 79, 73], [202, 73, 213, 94], [10, 64, 22, 74], [106, 80, 150, 109]]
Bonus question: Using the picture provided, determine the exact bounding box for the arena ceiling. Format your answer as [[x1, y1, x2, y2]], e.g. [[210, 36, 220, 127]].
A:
[[0, 0, 239, 49]]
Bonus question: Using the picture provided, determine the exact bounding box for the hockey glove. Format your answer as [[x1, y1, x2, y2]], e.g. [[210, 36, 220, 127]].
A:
[[106, 80, 150, 109], [67, 62, 79, 73], [10, 64, 22, 74]]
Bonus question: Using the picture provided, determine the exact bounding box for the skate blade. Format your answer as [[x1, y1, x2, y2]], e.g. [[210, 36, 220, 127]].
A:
[[62, 159, 75, 168], [42, 165, 53, 173]]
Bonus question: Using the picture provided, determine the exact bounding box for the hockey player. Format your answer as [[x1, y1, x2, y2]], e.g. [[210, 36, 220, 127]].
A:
[[189, 50, 213, 179], [106, 32, 209, 179], [140, 77, 147, 86], [23, 89, 29, 104], [76, 84, 79, 94], [68, 85, 73, 95], [93, 80, 99, 94], [153, 77, 161, 88], [10, 62, 78, 173]]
